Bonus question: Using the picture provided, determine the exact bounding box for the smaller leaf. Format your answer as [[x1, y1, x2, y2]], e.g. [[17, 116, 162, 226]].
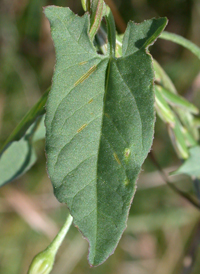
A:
[[160, 86, 199, 114], [0, 136, 36, 187], [160, 31, 200, 61], [181, 127, 198, 147], [177, 111, 199, 142], [171, 146, 200, 177], [0, 116, 45, 187], [153, 59, 177, 94], [155, 85, 175, 125], [168, 117, 189, 159]]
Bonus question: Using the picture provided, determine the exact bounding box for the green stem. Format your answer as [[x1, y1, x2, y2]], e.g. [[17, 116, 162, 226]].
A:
[[47, 214, 73, 255], [160, 31, 200, 61], [0, 87, 50, 154], [28, 214, 73, 274]]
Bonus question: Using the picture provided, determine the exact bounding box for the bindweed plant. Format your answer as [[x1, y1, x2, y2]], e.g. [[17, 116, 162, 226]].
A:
[[1, 0, 200, 272]]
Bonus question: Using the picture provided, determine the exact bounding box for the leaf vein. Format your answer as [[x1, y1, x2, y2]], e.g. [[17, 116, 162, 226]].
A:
[[71, 179, 95, 209], [103, 115, 129, 146], [60, 91, 103, 132], [53, 114, 102, 171]]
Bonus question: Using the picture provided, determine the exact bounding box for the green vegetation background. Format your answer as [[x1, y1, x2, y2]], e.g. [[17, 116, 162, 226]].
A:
[[0, 0, 200, 273]]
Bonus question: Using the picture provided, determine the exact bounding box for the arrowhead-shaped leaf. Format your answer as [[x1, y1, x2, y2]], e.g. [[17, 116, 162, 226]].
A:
[[45, 6, 167, 266]]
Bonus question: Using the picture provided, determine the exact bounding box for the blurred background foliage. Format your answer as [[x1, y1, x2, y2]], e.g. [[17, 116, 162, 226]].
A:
[[0, 0, 200, 273]]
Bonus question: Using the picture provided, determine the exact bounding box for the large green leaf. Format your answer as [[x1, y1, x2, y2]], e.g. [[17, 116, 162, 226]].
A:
[[45, 6, 167, 266]]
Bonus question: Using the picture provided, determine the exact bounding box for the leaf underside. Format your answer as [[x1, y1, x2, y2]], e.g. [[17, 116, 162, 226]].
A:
[[45, 6, 167, 266]]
